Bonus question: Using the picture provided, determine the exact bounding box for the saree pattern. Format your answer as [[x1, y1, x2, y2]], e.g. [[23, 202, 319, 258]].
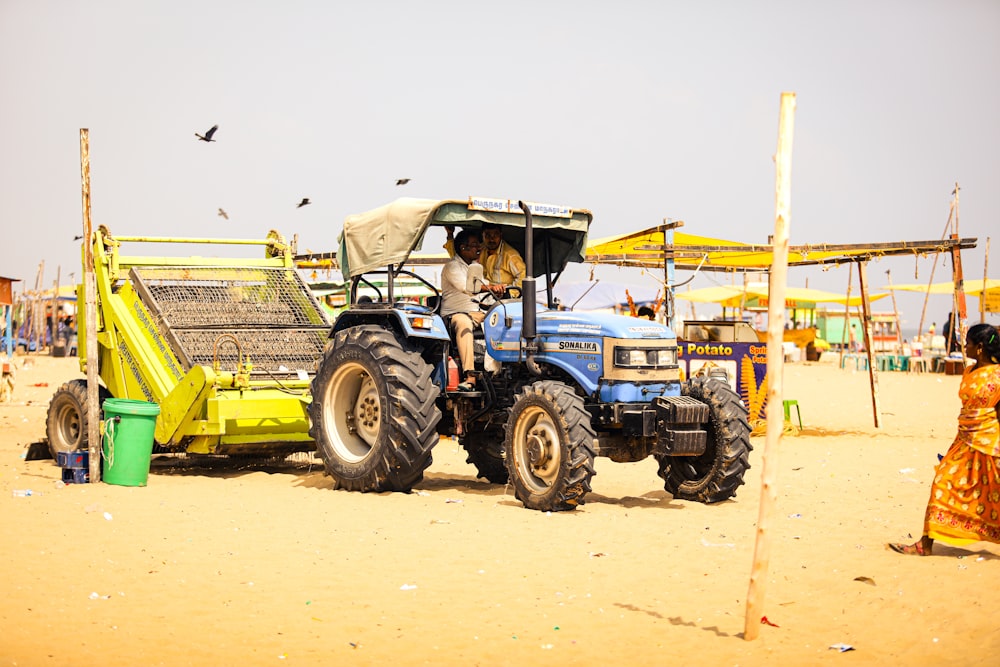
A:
[[924, 364, 1000, 545]]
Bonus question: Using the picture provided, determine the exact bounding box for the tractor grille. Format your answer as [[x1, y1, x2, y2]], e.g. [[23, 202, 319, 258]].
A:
[[129, 266, 330, 376]]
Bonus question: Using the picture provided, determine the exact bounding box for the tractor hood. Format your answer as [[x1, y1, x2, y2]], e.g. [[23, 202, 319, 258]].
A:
[[484, 302, 677, 342], [338, 197, 592, 279], [535, 307, 676, 339]]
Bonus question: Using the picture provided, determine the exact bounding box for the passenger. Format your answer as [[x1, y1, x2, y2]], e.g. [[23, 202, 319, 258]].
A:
[[444, 223, 526, 290], [440, 230, 504, 392], [637, 306, 655, 321]]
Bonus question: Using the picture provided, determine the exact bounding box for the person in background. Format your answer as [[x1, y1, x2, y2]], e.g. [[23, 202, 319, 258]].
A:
[[888, 323, 1000, 556], [637, 306, 655, 321], [942, 312, 961, 354], [440, 230, 504, 392], [929, 321, 937, 336]]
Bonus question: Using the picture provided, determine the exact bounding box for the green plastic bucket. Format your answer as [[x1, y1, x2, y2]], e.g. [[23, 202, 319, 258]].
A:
[[101, 398, 160, 487]]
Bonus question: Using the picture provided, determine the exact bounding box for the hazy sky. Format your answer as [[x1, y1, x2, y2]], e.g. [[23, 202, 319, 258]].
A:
[[2, 0, 998, 330]]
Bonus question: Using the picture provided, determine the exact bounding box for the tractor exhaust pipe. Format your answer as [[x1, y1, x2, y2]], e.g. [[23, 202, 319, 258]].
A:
[[517, 200, 542, 376]]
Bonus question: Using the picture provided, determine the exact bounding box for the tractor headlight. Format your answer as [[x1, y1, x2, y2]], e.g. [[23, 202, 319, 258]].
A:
[[613, 347, 677, 368]]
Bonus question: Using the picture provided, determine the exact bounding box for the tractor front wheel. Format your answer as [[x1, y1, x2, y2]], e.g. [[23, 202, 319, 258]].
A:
[[656, 376, 752, 503], [504, 381, 596, 511], [309, 325, 441, 492]]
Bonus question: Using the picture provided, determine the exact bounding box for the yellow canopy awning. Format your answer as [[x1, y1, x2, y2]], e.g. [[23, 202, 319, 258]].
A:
[[883, 278, 1000, 295], [675, 285, 746, 306], [676, 284, 888, 307], [585, 226, 977, 271]]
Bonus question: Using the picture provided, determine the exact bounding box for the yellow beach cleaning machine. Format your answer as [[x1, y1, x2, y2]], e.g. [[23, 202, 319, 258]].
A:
[[46, 225, 329, 459]]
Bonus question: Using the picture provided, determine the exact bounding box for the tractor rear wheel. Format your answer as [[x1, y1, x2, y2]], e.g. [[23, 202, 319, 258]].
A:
[[309, 325, 440, 492], [656, 376, 752, 503], [46, 379, 111, 459], [504, 380, 596, 511], [460, 426, 508, 484]]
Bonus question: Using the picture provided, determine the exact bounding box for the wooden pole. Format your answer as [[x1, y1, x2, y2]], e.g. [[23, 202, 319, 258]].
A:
[[980, 237, 990, 322], [950, 184, 968, 364], [81, 129, 101, 483], [839, 263, 854, 366], [32, 262, 44, 352], [50, 267, 61, 353], [745, 91, 795, 641], [884, 270, 903, 350], [917, 202, 955, 337], [858, 262, 882, 427]]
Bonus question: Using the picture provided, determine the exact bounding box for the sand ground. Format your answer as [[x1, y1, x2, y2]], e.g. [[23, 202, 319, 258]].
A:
[[1, 354, 998, 666]]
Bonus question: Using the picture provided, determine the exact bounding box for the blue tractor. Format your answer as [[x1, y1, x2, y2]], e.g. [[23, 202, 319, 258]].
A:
[[309, 198, 751, 511]]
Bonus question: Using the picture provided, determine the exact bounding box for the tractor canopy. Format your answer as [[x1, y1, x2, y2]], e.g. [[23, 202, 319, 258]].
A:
[[338, 197, 593, 280]]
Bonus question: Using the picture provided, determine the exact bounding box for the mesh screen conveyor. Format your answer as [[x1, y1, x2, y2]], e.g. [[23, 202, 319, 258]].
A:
[[128, 266, 331, 378]]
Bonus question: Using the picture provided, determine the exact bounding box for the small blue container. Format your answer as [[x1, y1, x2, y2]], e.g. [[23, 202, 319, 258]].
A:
[[57, 450, 90, 469], [61, 467, 90, 484]]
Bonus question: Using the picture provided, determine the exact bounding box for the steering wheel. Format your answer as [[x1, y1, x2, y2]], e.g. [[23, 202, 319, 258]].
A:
[[503, 286, 522, 300], [477, 285, 522, 310]]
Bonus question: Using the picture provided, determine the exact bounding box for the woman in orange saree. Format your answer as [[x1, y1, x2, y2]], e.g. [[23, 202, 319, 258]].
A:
[[889, 323, 1000, 556]]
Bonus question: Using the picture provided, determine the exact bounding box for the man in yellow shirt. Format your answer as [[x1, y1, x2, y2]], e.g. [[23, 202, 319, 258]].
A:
[[445, 223, 526, 289]]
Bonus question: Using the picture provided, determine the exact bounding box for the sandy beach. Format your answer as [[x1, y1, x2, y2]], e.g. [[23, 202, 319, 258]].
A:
[[2, 354, 998, 666]]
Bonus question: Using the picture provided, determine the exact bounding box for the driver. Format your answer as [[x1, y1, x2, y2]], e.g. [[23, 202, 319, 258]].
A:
[[445, 223, 526, 289], [440, 230, 505, 392]]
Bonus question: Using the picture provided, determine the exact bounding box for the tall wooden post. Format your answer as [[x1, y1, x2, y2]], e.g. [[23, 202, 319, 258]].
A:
[[50, 267, 61, 353], [659, 220, 684, 332], [858, 262, 881, 428], [81, 129, 101, 483], [745, 91, 795, 641], [949, 184, 968, 361], [33, 262, 44, 351], [918, 201, 955, 337], [981, 237, 991, 322]]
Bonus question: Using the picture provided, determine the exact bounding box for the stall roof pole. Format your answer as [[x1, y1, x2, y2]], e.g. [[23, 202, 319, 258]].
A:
[[858, 262, 881, 428], [950, 183, 968, 364], [885, 269, 903, 350], [839, 263, 854, 366], [918, 202, 955, 337]]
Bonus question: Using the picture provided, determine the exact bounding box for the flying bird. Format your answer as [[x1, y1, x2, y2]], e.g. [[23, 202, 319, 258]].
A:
[[72, 234, 83, 241], [195, 124, 219, 142], [218, 208, 229, 220], [297, 198, 311, 208], [396, 178, 411, 186]]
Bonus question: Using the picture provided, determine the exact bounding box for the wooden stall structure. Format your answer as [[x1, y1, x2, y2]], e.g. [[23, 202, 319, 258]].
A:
[[1, 275, 18, 357], [585, 214, 977, 429]]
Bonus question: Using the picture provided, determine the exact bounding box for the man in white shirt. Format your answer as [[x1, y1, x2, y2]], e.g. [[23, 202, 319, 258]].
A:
[[441, 229, 504, 391]]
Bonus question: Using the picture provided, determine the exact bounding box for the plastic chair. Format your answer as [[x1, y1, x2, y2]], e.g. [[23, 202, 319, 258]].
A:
[[783, 399, 803, 429], [841, 353, 868, 371], [909, 357, 931, 373], [876, 354, 896, 371]]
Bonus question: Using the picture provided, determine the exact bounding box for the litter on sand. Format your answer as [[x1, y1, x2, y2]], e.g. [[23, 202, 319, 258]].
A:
[[829, 643, 855, 652], [700, 538, 735, 548]]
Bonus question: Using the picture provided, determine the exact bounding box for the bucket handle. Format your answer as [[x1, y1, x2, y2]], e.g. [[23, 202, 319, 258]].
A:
[[100, 415, 122, 468]]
